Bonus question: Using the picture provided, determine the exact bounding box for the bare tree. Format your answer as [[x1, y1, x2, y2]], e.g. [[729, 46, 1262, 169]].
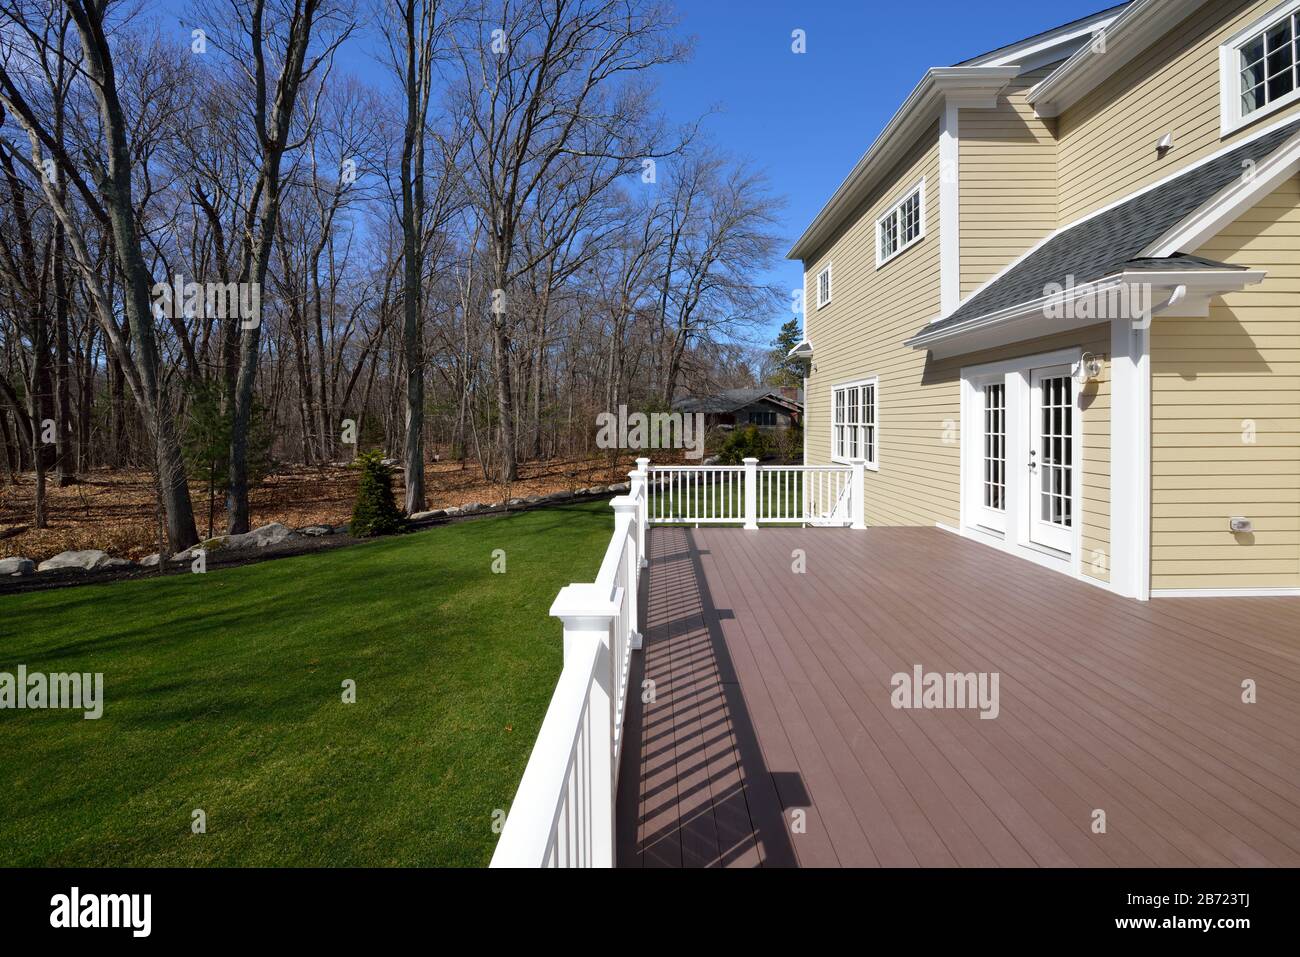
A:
[[452, 0, 686, 480], [0, 0, 200, 550], [211, 0, 353, 533]]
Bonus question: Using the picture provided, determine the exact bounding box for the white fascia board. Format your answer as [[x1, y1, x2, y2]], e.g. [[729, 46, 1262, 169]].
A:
[[965, 9, 1125, 68], [1029, 0, 1204, 118], [1142, 130, 1300, 257], [787, 66, 1019, 261], [787, 338, 814, 359], [906, 269, 1266, 357]]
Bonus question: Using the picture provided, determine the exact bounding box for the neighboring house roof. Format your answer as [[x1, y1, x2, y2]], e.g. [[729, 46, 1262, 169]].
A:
[[673, 389, 803, 415], [919, 119, 1300, 336]]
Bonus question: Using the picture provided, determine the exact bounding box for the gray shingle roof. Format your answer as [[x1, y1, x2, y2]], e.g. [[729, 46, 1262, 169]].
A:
[[923, 119, 1300, 335], [673, 389, 801, 414], [1120, 253, 1247, 272]]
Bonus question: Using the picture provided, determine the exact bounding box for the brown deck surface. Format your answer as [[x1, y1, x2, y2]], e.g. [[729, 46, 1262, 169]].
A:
[[614, 525, 1300, 867]]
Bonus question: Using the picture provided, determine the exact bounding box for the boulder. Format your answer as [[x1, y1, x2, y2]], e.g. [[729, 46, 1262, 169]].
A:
[[0, 556, 35, 576], [299, 525, 334, 536], [461, 502, 483, 514], [333, 524, 350, 534], [607, 482, 629, 493], [37, 549, 119, 572], [225, 522, 297, 550], [409, 510, 446, 522], [703, 455, 721, 466], [139, 553, 161, 568], [444, 506, 463, 517], [507, 498, 527, 507]]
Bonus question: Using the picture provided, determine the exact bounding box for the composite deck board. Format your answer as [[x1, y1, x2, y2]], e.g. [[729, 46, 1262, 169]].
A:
[[616, 525, 1300, 868]]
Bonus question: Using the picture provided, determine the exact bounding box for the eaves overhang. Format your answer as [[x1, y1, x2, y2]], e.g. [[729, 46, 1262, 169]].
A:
[[1028, 0, 1204, 118], [786, 65, 1021, 262], [904, 266, 1266, 359]]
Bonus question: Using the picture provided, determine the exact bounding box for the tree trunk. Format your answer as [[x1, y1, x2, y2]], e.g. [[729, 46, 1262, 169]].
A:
[[53, 223, 73, 485]]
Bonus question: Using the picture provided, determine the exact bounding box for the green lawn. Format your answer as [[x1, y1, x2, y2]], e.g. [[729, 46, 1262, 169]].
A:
[[0, 501, 612, 867]]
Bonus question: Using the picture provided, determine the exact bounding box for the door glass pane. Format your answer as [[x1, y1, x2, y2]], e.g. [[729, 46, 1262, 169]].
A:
[[1038, 376, 1072, 528], [983, 383, 1005, 511]]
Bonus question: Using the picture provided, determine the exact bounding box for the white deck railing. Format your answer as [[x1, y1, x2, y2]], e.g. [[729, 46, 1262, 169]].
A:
[[490, 461, 648, 867], [491, 454, 865, 868], [647, 458, 863, 529]]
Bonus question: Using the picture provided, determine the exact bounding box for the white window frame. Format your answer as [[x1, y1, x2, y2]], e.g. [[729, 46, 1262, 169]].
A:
[[1219, 0, 1300, 136], [875, 178, 926, 268], [830, 376, 879, 470], [815, 264, 832, 309]]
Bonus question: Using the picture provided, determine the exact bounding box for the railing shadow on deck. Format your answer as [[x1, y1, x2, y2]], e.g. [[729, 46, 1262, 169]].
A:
[[615, 529, 800, 868]]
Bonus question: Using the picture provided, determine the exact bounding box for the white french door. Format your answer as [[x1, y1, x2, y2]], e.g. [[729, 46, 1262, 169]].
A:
[[962, 350, 1081, 567], [1027, 367, 1075, 553]]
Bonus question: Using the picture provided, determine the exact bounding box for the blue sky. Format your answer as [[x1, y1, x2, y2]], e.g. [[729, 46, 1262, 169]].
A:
[[652, 0, 1113, 344], [155, 0, 1114, 347]]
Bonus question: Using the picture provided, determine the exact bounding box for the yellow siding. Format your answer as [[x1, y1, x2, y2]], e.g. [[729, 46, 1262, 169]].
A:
[[1150, 174, 1300, 590], [803, 121, 1112, 580], [960, 68, 1058, 297], [1057, 0, 1300, 225]]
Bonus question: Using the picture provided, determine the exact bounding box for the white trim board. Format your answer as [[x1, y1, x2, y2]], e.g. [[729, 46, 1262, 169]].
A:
[[939, 104, 960, 316], [935, 521, 1128, 597], [1143, 127, 1300, 256], [1151, 587, 1300, 598]]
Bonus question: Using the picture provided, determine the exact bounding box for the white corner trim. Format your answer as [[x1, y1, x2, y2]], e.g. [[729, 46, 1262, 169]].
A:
[[1109, 316, 1151, 601], [1151, 587, 1300, 598], [1143, 129, 1300, 257], [939, 103, 961, 317]]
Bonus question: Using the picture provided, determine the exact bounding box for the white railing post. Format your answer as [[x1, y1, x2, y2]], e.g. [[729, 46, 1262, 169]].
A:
[[611, 496, 642, 651], [549, 583, 618, 867], [743, 457, 759, 530], [632, 457, 650, 568], [851, 460, 867, 530]]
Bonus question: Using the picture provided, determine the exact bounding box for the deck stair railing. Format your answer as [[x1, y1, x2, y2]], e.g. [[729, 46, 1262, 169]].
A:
[[490, 455, 866, 868]]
